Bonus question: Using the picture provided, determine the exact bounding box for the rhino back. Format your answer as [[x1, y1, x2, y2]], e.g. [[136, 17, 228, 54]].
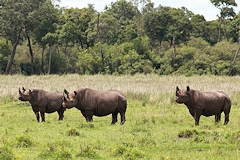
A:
[[45, 92, 63, 112], [30, 90, 63, 112], [189, 90, 228, 116], [78, 88, 124, 116]]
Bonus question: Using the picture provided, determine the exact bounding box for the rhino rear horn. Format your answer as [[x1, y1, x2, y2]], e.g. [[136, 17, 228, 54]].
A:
[[187, 86, 190, 91]]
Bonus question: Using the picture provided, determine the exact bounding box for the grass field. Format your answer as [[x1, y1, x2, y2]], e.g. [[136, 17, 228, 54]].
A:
[[0, 74, 240, 159]]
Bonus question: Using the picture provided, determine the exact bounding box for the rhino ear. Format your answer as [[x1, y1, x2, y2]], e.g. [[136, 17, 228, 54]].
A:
[[64, 89, 69, 95], [176, 86, 180, 91], [22, 87, 26, 92], [19, 88, 22, 94], [187, 86, 190, 91], [63, 95, 67, 101], [74, 91, 77, 96]]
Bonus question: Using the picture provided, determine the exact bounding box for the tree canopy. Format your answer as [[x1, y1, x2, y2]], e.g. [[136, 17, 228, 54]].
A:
[[0, 0, 239, 76]]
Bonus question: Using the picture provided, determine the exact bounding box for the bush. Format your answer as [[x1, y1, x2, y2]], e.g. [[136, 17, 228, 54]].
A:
[[0, 146, 15, 160], [15, 134, 33, 148]]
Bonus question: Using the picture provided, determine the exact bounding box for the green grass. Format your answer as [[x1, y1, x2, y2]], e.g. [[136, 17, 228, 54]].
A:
[[0, 74, 240, 159]]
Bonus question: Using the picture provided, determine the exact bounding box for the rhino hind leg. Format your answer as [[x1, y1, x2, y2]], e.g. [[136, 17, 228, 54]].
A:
[[224, 114, 230, 125], [120, 112, 126, 125]]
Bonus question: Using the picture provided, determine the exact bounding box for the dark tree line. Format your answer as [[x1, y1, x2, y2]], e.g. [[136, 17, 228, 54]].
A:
[[0, 0, 239, 76]]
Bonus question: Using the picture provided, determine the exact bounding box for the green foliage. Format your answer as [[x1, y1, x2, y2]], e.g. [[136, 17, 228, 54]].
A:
[[0, 39, 11, 73], [76, 145, 100, 159], [65, 127, 80, 136], [0, 0, 240, 76], [15, 134, 33, 148], [1, 75, 240, 159], [0, 146, 15, 160], [178, 129, 199, 138], [38, 142, 73, 159]]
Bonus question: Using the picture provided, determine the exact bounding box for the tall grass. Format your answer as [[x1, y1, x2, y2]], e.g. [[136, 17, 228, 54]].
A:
[[1, 74, 240, 103], [0, 74, 240, 159]]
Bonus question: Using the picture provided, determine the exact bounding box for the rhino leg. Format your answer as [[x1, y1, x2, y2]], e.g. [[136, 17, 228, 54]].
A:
[[35, 112, 40, 122], [85, 110, 93, 123], [224, 114, 229, 125], [40, 112, 45, 122], [194, 113, 201, 126], [224, 112, 230, 125], [57, 108, 65, 121], [120, 112, 126, 125], [215, 113, 221, 123], [86, 117, 93, 122], [111, 111, 118, 125]]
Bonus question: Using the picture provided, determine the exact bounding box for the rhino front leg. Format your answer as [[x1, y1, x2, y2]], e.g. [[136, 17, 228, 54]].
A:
[[40, 112, 45, 122], [85, 110, 93, 123], [35, 112, 40, 122], [57, 108, 65, 121], [194, 113, 201, 126]]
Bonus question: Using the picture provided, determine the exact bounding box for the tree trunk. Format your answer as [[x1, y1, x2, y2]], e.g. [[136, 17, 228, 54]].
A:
[[217, 17, 222, 43], [41, 45, 45, 74], [48, 46, 52, 74], [97, 13, 104, 72], [172, 36, 176, 69], [229, 25, 240, 75], [5, 30, 22, 75], [26, 30, 35, 74]]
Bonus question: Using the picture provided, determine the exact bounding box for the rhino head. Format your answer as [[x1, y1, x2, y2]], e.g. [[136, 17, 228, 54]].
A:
[[175, 86, 190, 104], [62, 89, 78, 109], [18, 87, 32, 101]]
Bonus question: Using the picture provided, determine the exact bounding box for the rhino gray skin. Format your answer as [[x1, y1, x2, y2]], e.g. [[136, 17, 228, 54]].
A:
[[18, 87, 65, 122], [175, 86, 231, 125], [62, 88, 127, 125]]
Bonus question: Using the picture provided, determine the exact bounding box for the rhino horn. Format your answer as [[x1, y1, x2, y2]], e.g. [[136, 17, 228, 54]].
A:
[[64, 89, 69, 95]]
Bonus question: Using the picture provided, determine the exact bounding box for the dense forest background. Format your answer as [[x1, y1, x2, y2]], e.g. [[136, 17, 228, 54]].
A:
[[0, 0, 239, 76]]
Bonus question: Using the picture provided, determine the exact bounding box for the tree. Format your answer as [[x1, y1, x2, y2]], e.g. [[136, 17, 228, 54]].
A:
[[32, 0, 59, 73], [165, 7, 191, 69], [143, 10, 171, 46], [0, 0, 56, 74], [0, 38, 11, 73], [210, 0, 237, 42], [59, 6, 96, 50]]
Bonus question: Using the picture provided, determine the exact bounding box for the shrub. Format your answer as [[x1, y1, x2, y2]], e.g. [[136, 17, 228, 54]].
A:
[[178, 129, 199, 138], [0, 146, 15, 160], [66, 128, 80, 136], [15, 134, 33, 148], [76, 145, 99, 159]]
